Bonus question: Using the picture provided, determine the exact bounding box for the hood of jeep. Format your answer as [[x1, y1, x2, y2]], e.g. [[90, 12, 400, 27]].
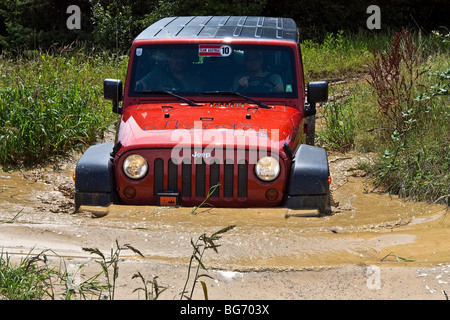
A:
[[116, 102, 302, 156]]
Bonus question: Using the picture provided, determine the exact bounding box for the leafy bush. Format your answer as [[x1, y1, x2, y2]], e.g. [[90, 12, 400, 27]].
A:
[[313, 29, 449, 204], [366, 30, 449, 204]]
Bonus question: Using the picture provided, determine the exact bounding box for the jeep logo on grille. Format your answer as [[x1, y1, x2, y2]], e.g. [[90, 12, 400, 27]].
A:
[[192, 151, 211, 159]]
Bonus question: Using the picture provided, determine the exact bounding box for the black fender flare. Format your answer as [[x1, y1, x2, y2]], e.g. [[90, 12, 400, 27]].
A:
[[74, 142, 116, 212], [284, 144, 331, 215]]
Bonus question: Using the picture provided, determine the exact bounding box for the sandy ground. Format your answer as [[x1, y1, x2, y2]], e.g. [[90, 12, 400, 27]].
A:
[[0, 150, 449, 301]]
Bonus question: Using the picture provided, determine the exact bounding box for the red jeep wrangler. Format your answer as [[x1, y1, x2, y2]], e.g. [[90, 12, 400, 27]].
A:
[[74, 16, 331, 215]]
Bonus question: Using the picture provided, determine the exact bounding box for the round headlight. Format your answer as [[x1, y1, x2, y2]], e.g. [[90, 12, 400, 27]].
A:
[[123, 154, 148, 179], [255, 156, 280, 181]]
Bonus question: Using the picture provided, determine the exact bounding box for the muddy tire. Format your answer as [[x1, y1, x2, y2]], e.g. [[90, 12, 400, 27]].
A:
[[321, 191, 333, 216]]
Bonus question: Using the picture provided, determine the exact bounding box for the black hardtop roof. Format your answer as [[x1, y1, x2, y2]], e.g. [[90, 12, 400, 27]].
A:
[[135, 16, 299, 43]]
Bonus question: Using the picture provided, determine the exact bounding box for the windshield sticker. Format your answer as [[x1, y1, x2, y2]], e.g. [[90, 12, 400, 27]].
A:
[[199, 44, 232, 57], [136, 48, 143, 56]]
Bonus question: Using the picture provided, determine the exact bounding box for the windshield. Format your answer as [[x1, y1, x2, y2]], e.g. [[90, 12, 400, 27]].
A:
[[129, 44, 297, 99]]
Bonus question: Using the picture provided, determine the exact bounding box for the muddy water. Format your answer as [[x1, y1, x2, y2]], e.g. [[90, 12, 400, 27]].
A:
[[0, 161, 75, 218], [0, 151, 448, 274]]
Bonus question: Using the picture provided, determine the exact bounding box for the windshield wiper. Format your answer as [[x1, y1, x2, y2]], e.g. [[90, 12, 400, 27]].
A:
[[203, 91, 270, 109], [135, 90, 200, 106]]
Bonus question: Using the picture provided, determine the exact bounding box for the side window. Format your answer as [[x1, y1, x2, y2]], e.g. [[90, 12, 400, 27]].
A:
[[134, 48, 154, 84], [271, 51, 294, 93]]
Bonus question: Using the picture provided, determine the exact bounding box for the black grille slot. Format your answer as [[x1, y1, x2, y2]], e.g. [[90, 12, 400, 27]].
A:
[[238, 160, 248, 198], [154, 158, 164, 195], [168, 158, 178, 191], [196, 160, 205, 197], [210, 160, 220, 198], [182, 160, 191, 197], [224, 160, 234, 198]]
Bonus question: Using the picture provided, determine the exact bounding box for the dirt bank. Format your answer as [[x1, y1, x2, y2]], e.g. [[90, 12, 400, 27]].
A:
[[0, 150, 449, 300]]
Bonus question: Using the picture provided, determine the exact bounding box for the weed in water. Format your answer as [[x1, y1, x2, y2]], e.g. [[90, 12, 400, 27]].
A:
[[82, 240, 144, 300], [191, 182, 220, 215], [381, 252, 415, 263], [132, 272, 167, 300], [0, 210, 23, 224], [181, 225, 236, 300]]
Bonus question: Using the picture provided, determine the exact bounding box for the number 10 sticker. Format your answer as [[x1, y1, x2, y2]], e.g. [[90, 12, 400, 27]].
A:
[[199, 44, 232, 57]]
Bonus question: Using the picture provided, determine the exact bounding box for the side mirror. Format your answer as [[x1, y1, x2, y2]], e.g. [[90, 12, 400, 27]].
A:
[[104, 79, 123, 114], [307, 80, 328, 104], [304, 81, 328, 145]]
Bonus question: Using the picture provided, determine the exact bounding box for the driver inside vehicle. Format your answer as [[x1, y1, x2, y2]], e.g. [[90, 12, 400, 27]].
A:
[[137, 49, 203, 91], [232, 50, 283, 93]]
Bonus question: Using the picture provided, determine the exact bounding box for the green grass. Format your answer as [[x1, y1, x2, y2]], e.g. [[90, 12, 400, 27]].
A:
[[0, 49, 126, 167], [369, 71, 449, 203], [0, 250, 56, 300], [317, 101, 356, 152], [302, 29, 448, 83], [301, 30, 385, 82]]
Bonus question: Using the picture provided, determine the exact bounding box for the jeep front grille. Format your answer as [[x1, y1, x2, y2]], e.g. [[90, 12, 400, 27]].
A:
[[155, 157, 248, 201], [117, 148, 285, 207]]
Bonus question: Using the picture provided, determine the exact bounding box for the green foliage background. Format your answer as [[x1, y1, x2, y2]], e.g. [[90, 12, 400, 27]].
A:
[[0, 0, 448, 53]]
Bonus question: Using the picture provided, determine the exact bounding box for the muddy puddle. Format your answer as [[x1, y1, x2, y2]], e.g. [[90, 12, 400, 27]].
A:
[[0, 151, 448, 270]]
